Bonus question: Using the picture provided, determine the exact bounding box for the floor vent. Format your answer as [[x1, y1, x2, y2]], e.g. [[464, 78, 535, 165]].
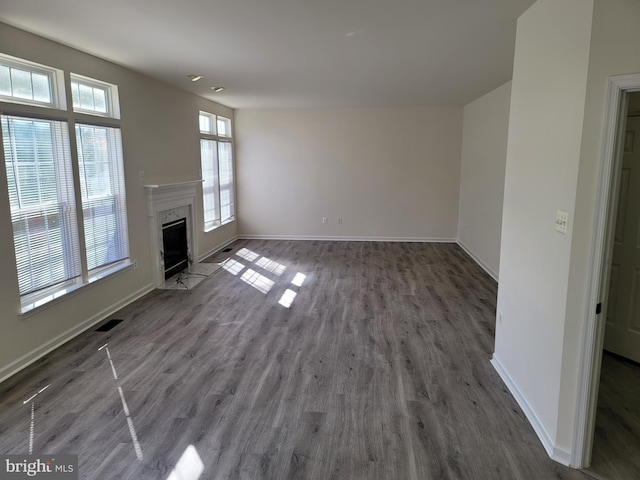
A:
[[223, 248, 233, 252], [95, 319, 123, 332]]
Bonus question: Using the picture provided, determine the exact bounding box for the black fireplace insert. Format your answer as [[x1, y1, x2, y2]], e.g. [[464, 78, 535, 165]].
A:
[[162, 218, 188, 279]]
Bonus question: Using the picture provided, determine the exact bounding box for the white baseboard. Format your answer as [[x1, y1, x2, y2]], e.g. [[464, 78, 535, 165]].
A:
[[198, 235, 239, 262], [457, 241, 499, 281], [238, 234, 457, 243], [0, 283, 155, 385], [490, 354, 571, 466], [552, 444, 572, 468]]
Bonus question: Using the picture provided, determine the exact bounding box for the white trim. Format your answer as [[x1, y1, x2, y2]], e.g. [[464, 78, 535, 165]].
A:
[[457, 241, 499, 281], [572, 74, 640, 468], [20, 260, 133, 317], [144, 180, 204, 190], [238, 234, 457, 243], [491, 354, 570, 466], [0, 283, 154, 385], [553, 445, 572, 468], [198, 235, 239, 262], [204, 218, 235, 234]]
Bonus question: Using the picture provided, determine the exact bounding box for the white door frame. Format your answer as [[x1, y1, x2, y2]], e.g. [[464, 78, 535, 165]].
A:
[[571, 74, 640, 468]]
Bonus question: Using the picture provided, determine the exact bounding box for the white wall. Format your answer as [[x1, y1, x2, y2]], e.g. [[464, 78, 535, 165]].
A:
[[235, 108, 463, 240], [0, 23, 237, 380], [559, 0, 640, 453], [458, 81, 511, 279], [493, 0, 594, 461]]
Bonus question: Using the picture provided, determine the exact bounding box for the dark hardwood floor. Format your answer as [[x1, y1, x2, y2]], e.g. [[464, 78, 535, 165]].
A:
[[587, 352, 640, 480], [0, 240, 593, 479]]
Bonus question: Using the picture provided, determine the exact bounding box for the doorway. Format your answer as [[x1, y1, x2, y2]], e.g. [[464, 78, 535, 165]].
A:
[[586, 94, 640, 479], [573, 75, 640, 474]]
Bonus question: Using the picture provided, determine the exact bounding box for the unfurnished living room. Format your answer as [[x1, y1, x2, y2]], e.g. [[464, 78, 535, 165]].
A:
[[0, 1, 639, 479]]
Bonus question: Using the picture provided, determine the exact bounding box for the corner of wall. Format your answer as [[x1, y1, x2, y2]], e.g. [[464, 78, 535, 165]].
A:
[[490, 354, 570, 466]]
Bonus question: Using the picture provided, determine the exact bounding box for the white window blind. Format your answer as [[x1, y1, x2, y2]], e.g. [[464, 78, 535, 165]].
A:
[[218, 141, 234, 223], [75, 124, 129, 271], [1, 115, 81, 295], [201, 139, 219, 231]]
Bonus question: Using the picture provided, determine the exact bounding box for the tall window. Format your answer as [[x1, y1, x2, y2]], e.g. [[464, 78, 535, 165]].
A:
[[2, 116, 81, 295], [0, 53, 129, 312], [199, 111, 234, 231], [75, 124, 129, 271]]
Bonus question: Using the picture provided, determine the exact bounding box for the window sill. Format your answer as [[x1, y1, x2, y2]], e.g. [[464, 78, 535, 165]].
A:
[[204, 217, 235, 233], [20, 260, 134, 317]]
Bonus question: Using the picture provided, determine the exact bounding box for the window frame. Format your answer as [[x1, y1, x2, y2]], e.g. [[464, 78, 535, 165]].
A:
[[70, 73, 120, 119], [199, 111, 235, 232], [0, 55, 131, 315], [216, 116, 232, 138], [0, 53, 65, 109], [199, 111, 215, 135], [2, 115, 82, 301], [75, 122, 130, 274], [217, 140, 234, 224]]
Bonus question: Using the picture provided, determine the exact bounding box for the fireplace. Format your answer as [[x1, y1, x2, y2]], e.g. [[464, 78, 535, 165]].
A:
[[145, 181, 221, 290], [145, 180, 202, 288], [162, 218, 188, 279]]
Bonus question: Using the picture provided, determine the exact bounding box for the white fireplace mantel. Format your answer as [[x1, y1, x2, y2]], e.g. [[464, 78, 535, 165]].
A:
[[145, 180, 203, 287]]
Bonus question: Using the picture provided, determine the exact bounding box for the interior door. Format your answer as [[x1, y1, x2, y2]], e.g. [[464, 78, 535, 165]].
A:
[[604, 115, 640, 362]]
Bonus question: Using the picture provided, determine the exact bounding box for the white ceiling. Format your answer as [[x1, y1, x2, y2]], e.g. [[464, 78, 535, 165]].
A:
[[0, 0, 535, 109]]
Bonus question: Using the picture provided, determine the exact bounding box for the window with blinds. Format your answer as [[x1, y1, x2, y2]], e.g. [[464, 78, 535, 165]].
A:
[[199, 111, 235, 232], [0, 54, 130, 313], [201, 139, 219, 231], [75, 124, 129, 271], [218, 141, 234, 223], [1, 115, 81, 296]]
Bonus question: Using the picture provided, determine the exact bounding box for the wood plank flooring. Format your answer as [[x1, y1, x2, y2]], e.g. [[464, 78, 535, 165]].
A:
[[0, 240, 593, 479], [587, 352, 640, 480]]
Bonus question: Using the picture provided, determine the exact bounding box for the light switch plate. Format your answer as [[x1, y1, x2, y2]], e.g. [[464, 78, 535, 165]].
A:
[[555, 210, 569, 234]]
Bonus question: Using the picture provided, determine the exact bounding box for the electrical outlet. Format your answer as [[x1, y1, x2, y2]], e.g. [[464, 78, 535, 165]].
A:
[[338, 217, 343, 225], [555, 210, 569, 234], [322, 217, 328, 224], [138, 171, 145, 182]]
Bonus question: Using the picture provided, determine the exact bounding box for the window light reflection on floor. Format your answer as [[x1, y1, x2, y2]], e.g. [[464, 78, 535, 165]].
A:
[[221, 258, 245, 275], [240, 269, 274, 294], [236, 247, 260, 262], [165, 445, 204, 480], [278, 288, 297, 308], [291, 272, 306, 287], [255, 256, 286, 276]]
